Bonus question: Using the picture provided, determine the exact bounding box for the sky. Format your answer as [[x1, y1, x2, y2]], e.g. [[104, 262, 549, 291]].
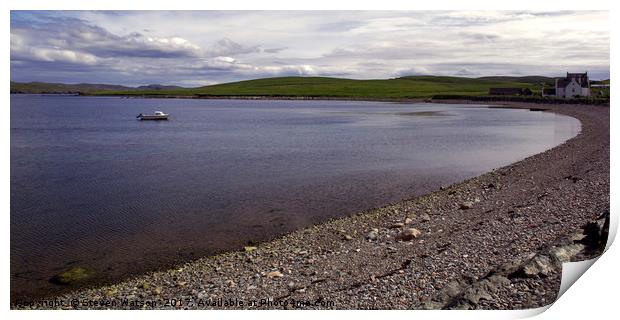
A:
[[10, 10, 610, 87]]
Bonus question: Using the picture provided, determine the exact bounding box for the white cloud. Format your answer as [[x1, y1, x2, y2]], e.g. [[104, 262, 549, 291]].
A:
[[31, 48, 99, 65]]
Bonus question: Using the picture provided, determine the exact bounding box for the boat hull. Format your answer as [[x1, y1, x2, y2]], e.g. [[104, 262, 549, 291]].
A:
[[138, 115, 169, 120]]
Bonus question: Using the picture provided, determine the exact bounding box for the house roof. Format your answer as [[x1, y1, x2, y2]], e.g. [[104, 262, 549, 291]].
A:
[[567, 72, 587, 77], [556, 72, 589, 88]]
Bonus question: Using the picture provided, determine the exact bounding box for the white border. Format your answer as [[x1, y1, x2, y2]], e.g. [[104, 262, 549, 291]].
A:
[[3, 1, 616, 319]]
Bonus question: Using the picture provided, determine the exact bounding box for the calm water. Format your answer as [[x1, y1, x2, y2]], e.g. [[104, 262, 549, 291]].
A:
[[10, 95, 580, 299]]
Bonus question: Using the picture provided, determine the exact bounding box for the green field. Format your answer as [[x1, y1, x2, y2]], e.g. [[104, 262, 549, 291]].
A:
[[93, 76, 547, 98], [10, 81, 133, 94], [11, 76, 557, 99]]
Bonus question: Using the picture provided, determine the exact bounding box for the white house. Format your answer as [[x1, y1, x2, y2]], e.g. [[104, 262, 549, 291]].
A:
[[555, 72, 590, 98]]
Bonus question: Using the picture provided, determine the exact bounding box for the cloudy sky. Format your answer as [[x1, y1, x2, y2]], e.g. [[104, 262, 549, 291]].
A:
[[10, 10, 609, 86]]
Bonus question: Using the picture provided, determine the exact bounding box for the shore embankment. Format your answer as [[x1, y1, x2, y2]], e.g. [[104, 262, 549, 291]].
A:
[[99, 93, 609, 106], [14, 102, 609, 310]]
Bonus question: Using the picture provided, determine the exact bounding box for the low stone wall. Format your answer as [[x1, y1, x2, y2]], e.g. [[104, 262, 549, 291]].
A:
[[431, 95, 610, 106]]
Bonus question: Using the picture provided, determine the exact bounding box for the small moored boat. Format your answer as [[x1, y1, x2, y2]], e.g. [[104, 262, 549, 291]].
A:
[[137, 111, 169, 120]]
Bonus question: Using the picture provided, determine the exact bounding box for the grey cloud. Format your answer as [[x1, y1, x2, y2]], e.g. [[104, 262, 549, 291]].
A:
[[206, 38, 260, 56], [325, 42, 453, 60], [11, 16, 202, 63], [458, 32, 501, 42], [263, 47, 288, 53], [357, 61, 388, 67], [455, 68, 480, 76], [511, 10, 576, 17], [316, 20, 367, 32], [427, 11, 577, 28], [424, 11, 584, 33]]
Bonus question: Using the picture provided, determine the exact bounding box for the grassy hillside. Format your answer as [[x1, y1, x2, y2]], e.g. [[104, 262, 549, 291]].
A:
[[10, 82, 133, 94], [477, 76, 555, 86], [87, 76, 542, 99], [590, 79, 610, 85]]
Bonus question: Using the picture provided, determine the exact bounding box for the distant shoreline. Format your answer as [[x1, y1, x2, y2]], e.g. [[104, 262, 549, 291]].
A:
[[11, 92, 609, 106], [10, 92, 425, 102]]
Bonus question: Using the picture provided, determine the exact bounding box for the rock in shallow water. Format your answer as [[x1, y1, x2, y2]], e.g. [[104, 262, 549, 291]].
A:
[[244, 246, 258, 252], [49, 266, 93, 285]]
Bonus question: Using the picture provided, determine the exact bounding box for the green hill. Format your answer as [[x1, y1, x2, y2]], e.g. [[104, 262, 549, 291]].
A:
[[10, 82, 134, 94], [12, 75, 564, 98], [9, 82, 183, 94], [476, 76, 555, 85], [81, 76, 542, 99]]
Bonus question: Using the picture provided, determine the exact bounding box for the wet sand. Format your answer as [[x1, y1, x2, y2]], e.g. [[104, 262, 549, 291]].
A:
[[13, 101, 609, 310]]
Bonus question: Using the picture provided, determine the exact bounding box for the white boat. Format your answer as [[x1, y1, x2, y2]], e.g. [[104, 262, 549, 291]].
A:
[[137, 111, 169, 120]]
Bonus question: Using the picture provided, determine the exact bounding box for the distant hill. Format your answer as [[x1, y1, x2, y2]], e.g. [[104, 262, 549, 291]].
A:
[[476, 76, 555, 85], [10, 82, 134, 94], [10, 82, 183, 94], [89, 76, 542, 98], [136, 84, 184, 91], [184, 76, 544, 98], [11, 75, 554, 98], [590, 79, 610, 85]]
